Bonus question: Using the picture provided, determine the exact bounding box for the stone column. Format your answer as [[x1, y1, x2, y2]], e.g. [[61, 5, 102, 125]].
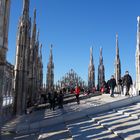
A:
[[0, 0, 11, 124]]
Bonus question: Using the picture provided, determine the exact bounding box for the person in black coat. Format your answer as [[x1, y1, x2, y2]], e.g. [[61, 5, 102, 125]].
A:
[[58, 90, 64, 108], [122, 71, 133, 96], [108, 75, 116, 97], [118, 78, 123, 94], [107, 80, 111, 93], [48, 90, 57, 110]]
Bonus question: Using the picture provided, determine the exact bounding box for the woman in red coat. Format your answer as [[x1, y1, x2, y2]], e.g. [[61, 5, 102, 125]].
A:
[[75, 85, 80, 104]]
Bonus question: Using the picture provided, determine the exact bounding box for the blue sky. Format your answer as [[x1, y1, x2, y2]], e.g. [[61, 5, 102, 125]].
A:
[[8, 0, 140, 85]]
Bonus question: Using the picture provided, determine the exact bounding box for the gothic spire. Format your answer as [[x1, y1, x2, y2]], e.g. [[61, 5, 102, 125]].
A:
[[40, 44, 42, 60], [14, 0, 31, 115], [49, 44, 53, 62], [114, 33, 121, 89], [89, 47, 93, 66], [99, 47, 103, 64], [116, 33, 119, 59], [23, 0, 29, 17], [88, 46, 95, 88], [37, 30, 39, 42], [98, 47, 105, 89], [136, 16, 140, 92], [36, 30, 39, 54], [116, 33, 119, 55], [33, 9, 36, 33], [31, 9, 36, 48], [0, 0, 11, 63], [137, 16, 140, 51], [33, 9, 36, 25], [46, 44, 54, 92]]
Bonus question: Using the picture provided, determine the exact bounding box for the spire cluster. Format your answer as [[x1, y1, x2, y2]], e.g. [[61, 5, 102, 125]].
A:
[[14, 0, 43, 114]]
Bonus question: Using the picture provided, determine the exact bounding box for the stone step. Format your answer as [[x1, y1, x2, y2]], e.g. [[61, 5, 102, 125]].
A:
[[1, 94, 94, 134], [2, 95, 140, 138], [38, 123, 72, 140], [1, 133, 38, 140], [66, 117, 121, 140], [114, 103, 140, 119], [89, 110, 125, 122], [90, 110, 140, 140], [1, 116, 25, 134], [1, 123, 72, 140]]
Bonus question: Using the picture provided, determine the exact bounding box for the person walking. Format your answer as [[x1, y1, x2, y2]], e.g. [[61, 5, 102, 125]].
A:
[[58, 90, 64, 108], [101, 80, 108, 93], [108, 75, 116, 97], [122, 71, 133, 96], [75, 85, 80, 104], [48, 90, 57, 110], [118, 78, 123, 95]]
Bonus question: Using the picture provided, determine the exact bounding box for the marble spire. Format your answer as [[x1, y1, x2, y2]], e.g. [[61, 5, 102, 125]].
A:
[[136, 16, 140, 93], [98, 47, 105, 90], [0, 0, 11, 64], [88, 47, 95, 89], [14, 0, 31, 115], [114, 33, 121, 92], [23, 0, 29, 17], [46, 44, 54, 92]]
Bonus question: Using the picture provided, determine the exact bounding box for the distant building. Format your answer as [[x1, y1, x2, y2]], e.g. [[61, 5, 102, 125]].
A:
[[56, 69, 86, 91]]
